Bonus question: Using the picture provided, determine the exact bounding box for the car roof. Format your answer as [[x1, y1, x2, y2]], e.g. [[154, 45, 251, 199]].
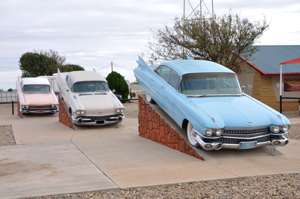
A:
[[160, 59, 235, 76], [21, 77, 50, 85], [67, 71, 106, 83]]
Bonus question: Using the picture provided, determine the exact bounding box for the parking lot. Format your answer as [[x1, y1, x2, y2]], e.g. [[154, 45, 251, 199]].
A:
[[0, 102, 300, 198]]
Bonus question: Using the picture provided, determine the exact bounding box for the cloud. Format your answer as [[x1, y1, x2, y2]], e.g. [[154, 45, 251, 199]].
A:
[[0, 0, 300, 89]]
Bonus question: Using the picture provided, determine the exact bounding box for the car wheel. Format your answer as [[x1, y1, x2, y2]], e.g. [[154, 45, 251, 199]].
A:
[[186, 122, 199, 147], [145, 94, 155, 104]]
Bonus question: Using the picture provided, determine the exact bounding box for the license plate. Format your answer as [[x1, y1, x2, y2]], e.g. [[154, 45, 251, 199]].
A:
[[240, 141, 257, 149]]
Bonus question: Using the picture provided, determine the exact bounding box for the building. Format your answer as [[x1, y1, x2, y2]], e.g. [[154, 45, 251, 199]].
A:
[[238, 45, 300, 112]]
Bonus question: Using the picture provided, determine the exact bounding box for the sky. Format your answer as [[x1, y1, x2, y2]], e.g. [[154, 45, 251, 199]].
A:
[[1, 0, 300, 89]]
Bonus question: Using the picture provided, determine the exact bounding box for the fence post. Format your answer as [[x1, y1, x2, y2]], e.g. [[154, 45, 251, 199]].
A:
[[279, 96, 282, 113], [11, 101, 14, 115]]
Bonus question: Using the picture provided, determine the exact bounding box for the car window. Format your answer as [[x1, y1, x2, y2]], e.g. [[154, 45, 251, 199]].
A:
[[156, 65, 180, 89], [156, 65, 170, 81], [168, 69, 180, 89], [23, 84, 50, 94], [72, 81, 109, 93], [181, 73, 241, 96]]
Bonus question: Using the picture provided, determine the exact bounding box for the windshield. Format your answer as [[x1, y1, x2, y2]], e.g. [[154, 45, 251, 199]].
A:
[[23, 84, 50, 94], [72, 81, 109, 93], [181, 73, 241, 96]]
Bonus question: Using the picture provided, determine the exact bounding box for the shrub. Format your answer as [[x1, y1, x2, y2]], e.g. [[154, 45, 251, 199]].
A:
[[106, 71, 129, 101]]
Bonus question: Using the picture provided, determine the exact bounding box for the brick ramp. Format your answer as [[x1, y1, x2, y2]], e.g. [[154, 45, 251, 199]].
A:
[[59, 97, 74, 129], [138, 96, 205, 160]]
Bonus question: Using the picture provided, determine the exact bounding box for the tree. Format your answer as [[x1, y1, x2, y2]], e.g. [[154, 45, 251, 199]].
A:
[[19, 50, 84, 76], [150, 14, 268, 72], [106, 71, 129, 101], [60, 64, 84, 72]]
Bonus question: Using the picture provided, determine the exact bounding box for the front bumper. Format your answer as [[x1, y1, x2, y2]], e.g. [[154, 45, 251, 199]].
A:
[[73, 114, 124, 126], [21, 106, 58, 114], [195, 133, 288, 151]]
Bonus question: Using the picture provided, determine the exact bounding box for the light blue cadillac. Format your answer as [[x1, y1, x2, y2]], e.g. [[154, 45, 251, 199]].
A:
[[134, 57, 290, 151]]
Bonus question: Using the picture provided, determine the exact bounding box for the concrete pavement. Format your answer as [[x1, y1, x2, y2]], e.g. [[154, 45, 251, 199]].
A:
[[0, 103, 300, 198]]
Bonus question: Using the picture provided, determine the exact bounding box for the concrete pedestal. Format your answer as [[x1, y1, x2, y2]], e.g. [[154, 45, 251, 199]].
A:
[[138, 96, 204, 160]]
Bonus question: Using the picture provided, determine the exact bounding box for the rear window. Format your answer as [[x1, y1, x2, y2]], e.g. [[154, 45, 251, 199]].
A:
[[22, 84, 50, 94], [72, 81, 109, 93]]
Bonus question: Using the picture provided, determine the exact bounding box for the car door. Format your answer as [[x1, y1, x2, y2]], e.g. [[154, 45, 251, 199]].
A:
[[155, 66, 183, 124]]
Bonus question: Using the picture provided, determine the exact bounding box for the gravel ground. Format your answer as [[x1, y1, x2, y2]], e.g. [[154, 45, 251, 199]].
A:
[[26, 173, 300, 199], [0, 125, 16, 146]]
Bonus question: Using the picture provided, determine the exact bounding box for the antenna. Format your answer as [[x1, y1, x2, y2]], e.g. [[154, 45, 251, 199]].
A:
[[182, 0, 215, 19]]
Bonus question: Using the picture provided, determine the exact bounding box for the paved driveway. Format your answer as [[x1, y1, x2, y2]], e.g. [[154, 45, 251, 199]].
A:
[[0, 103, 300, 198]]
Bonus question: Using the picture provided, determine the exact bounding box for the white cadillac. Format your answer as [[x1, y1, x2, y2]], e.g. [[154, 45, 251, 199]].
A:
[[56, 70, 124, 126]]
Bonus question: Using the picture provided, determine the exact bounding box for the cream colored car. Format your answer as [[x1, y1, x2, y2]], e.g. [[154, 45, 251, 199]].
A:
[[17, 77, 58, 114], [56, 70, 124, 126]]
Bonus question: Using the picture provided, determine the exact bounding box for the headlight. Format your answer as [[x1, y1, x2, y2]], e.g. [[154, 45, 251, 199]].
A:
[[75, 110, 86, 116], [215, 129, 223, 136], [51, 104, 57, 109], [21, 105, 29, 109], [204, 128, 223, 137], [282, 125, 289, 133], [204, 129, 214, 137], [115, 108, 124, 114], [270, 125, 280, 133]]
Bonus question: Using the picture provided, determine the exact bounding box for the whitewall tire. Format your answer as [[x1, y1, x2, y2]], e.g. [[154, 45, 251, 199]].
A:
[[186, 122, 199, 147]]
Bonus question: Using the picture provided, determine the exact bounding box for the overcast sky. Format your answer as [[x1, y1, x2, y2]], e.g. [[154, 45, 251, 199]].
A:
[[1, 0, 300, 89]]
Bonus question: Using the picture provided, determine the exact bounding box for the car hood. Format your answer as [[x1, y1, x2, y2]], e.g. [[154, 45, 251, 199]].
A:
[[74, 92, 123, 115], [188, 95, 284, 128], [23, 93, 58, 105]]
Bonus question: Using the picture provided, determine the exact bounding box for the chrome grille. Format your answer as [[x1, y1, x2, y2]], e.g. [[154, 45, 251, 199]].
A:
[[223, 127, 270, 138], [221, 135, 270, 144], [29, 105, 53, 110]]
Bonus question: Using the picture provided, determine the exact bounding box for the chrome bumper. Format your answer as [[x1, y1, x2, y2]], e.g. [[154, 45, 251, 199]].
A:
[[195, 134, 288, 151], [73, 114, 124, 126], [21, 109, 58, 114]]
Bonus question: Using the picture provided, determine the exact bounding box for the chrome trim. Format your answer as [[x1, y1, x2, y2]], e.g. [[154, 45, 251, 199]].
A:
[[21, 109, 58, 114], [224, 126, 269, 130], [194, 134, 288, 151], [73, 115, 123, 126], [222, 134, 270, 140], [195, 130, 221, 139]]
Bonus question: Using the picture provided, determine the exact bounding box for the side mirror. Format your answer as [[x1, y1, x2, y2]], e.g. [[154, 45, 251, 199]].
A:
[[112, 89, 116, 93]]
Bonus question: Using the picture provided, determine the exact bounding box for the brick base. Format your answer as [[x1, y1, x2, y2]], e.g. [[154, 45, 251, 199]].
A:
[[58, 97, 74, 129], [138, 96, 204, 160], [17, 102, 23, 118]]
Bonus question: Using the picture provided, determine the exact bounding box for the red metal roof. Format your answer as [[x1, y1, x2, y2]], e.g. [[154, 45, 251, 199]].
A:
[[281, 57, 300, 65]]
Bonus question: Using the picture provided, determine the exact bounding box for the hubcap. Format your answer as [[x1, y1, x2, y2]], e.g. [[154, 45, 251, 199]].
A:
[[187, 123, 198, 146], [145, 94, 151, 102]]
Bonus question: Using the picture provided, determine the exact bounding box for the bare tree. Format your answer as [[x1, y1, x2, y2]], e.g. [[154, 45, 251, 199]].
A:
[[150, 14, 268, 72]]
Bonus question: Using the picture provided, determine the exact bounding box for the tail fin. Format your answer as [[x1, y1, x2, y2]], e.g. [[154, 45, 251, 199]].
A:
[[137, 56, 147, 67]]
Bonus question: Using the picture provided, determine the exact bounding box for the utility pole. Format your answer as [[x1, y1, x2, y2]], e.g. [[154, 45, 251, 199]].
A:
[[110, 61, 114, 72]]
